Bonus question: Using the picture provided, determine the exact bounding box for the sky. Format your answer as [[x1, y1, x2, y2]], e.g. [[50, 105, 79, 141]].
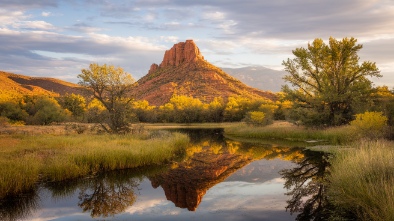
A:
[[0, 0, 393, 87]]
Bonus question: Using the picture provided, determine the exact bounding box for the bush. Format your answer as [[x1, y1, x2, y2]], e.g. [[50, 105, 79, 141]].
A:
[[350, 111, 388, 139], [65, 123, 89, 134], [0, 116, 9, 127], [244, 111, 271, 126]]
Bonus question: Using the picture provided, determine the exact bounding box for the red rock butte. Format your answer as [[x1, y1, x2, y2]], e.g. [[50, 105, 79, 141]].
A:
[[160, 40, 204, 68], [132, 39, 276, 106]]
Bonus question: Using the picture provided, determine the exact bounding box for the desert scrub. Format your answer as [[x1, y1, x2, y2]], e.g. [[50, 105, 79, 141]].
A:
[[224, 122, 351, 145], [350, 111, 388, 139], [0, 132, 189, 198], [329, 140, 394, 221]]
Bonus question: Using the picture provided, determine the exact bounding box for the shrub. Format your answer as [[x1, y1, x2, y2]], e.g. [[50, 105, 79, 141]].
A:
[[0, 116, 9, 127], [350, 111, 388, 139], [244, 111, 270, 126], [65, 123, 89, 134]]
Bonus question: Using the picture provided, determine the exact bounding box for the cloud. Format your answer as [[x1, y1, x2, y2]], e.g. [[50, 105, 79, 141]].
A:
[[0, 0, 392, 87], [0, 9, 28, 26], [12, 20, 55, 30], [41, 11, 51, 17], [0, 27, 165, 81], [0, 0, 57, 9]]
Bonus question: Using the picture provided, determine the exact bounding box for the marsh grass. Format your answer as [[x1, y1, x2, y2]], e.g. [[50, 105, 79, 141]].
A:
[[224, 122, 351, 145], [0, 132, 189, 198], [329, 140, 394, 221]]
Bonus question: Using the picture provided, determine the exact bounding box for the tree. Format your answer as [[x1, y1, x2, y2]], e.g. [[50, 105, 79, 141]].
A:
[[282, 37, 381, 126], [78, 63, 136, 133], [23, 95, 69, 125], [59, 93, 86, 120]]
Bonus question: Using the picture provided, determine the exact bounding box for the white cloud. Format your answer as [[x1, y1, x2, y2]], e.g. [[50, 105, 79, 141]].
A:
[[12, 20, 55, 30], [160, 36, 179, 43], [0, 9, 28, 26], [41, 11, 51, 17], [202, 11, 225, 20]]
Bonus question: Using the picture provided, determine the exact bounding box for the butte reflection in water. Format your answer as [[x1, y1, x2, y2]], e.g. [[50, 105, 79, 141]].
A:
[[1, 129, 332, 220]]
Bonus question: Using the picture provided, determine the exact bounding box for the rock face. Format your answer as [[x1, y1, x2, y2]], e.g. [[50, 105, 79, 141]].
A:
[[133, 40, 276, 106], [159, 40, 204, 68]]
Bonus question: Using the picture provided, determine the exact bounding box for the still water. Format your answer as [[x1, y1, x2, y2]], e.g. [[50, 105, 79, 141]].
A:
[[0, 129, 330, 221]]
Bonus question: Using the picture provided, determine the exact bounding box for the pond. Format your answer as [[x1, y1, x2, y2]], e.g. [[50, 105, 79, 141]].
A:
[[0, 129, 331, 221]]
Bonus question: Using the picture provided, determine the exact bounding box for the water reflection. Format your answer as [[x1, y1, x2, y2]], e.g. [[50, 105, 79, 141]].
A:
[[150, 129, 305, 212], [1, 129, 312, 220], [77, 172, 138, 217], [0, 189, 39, 221], [280, 150, 333, 221]]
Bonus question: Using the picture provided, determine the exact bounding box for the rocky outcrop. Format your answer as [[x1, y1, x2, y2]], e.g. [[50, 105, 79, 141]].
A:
[[132, 40, 277, 106], [148, 63, 159, 75], [159, 39, 204, 68]]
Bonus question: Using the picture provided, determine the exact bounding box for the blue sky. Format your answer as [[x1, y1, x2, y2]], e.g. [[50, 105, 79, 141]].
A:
[[1, 0, 393, 87]]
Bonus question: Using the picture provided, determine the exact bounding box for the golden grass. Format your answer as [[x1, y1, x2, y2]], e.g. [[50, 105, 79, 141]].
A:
[[0, 132, 189, 198], [144, 122, 238, 130], [224, 121, 352, 145], [329, 140, 394, 221]]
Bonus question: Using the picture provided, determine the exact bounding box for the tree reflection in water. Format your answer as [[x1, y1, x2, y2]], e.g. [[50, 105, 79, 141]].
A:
[[0, 189, 39, 221], [280, 149, 333, 221], [45, 169, 152, 218], [77, 173, 138, 218]]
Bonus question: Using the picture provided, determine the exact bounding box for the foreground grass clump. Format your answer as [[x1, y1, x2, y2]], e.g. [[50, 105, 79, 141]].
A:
[[329, 140, 394, 221], [224, 122, 351, 145], [0, 132, 189, 198]]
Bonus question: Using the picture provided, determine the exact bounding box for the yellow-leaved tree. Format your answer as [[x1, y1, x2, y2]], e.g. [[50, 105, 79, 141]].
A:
[[78, 63, 136, 133]]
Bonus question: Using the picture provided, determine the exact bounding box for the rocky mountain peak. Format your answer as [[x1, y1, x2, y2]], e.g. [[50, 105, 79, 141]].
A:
[[149, 40, 204, 73], [135, 40, 276, 106]]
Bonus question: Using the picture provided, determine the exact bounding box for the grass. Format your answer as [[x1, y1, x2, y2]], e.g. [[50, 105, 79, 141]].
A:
[[144, 122, 238, 130], [0, 132, 189, 198], [329, 140, 394, 221], [224, 121, 352, 145]]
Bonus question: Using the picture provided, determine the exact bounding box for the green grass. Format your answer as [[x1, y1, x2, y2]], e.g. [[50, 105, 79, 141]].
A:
[[329, 140, 394, 221], [0, 132, 189, 198], [224, 122, 352, 145]]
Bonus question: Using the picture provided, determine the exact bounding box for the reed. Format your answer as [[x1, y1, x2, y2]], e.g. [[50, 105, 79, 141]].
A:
[[0, 132, 189, 198], [329, 140, 394, 221], [224, 122, 351, 145]]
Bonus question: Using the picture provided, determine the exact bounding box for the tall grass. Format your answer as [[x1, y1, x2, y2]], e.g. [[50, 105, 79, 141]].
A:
[[224, 122, 351, 145], [0, 132, 189, 198], [329, 140, 394, 221]]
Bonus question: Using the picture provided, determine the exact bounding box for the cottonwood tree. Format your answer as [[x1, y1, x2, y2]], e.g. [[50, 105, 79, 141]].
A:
[[282, 37, 381, 126], [78, 63, 136, 133]]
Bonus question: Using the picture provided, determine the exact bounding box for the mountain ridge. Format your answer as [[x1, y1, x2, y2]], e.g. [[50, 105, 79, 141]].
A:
[[0, 71, 81, 98], [222, 66, 286, 92]]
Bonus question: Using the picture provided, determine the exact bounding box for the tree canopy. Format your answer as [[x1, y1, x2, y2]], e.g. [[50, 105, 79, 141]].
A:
[[282, 37, 381, 126], [78, 63, 136, 133]]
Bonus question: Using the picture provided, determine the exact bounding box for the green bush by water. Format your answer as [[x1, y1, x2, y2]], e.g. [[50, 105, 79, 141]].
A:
[[0, 132, 189, 198]]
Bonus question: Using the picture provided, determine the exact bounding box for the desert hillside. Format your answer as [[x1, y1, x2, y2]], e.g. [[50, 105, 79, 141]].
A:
[[0, 71, 81, 98]]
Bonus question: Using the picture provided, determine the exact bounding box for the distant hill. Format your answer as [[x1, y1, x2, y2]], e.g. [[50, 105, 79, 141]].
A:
[[0, 71, 81, 98], [132, 40, 277, 106], [222, 66, 287, 92]]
